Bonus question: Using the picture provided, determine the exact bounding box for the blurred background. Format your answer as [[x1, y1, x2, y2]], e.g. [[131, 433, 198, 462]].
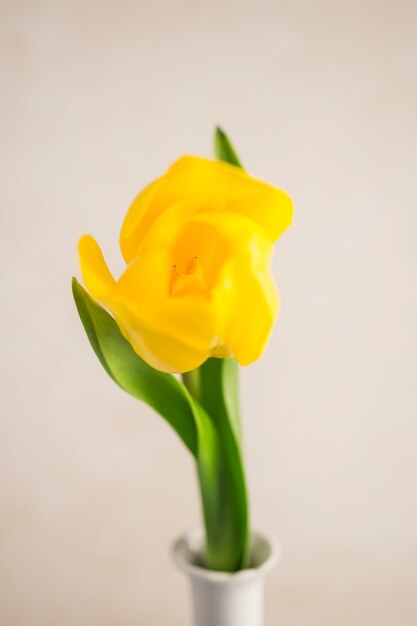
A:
[[1, 1, 417, 624]]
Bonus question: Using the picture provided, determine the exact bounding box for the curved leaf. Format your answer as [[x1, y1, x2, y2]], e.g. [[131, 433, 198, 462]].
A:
[[72, 277, 198, 454]]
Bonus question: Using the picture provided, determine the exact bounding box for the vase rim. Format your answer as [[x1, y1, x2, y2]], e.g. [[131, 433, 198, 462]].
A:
[[171, 527, 280, 584]]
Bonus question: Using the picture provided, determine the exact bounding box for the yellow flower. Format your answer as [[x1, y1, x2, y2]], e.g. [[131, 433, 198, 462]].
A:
[[78, 156, 293, 373]]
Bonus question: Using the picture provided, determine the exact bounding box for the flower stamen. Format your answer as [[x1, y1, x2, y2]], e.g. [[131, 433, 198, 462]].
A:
[[170, 256, 209, 296]]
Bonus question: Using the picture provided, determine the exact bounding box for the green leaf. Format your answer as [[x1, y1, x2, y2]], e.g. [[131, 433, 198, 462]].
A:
[[214, 126, 243, 168], [72, 277, 198, 454]]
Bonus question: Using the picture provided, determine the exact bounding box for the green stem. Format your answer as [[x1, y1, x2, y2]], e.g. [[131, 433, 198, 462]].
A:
[[182, 359, 249, 571]]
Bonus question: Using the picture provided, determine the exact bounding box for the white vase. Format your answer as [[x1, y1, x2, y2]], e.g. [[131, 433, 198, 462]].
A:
[[172, 528, 280, 626]]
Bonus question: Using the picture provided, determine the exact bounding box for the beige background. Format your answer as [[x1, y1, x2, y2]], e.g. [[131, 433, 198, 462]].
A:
[[1, 1, 417, 624]]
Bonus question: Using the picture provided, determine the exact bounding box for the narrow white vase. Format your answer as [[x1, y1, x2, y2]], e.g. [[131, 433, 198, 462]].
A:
[[172, 528, 280, 626]]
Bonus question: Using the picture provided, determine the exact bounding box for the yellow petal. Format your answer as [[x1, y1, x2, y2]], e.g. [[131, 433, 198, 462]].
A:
[[113, 306, 212, 373], [221, 255, 278, 366], [119, 156, 293, 263], [189, 211, 279, 365], [117, 202, 222, 371], [165, 157, 293, 242], [78, 234, 212, 373], [78, 235, 116, 304], [120, 206, 279, 369], [119, 178, 162, 264]]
